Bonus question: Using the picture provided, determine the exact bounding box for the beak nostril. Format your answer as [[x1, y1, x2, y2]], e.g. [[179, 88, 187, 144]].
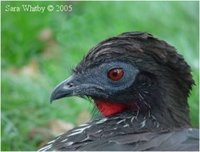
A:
[[67, 82, 74, 88]]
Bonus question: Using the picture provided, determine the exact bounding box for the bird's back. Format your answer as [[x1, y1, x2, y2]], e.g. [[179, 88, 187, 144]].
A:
[[39, 115, 199, 151]]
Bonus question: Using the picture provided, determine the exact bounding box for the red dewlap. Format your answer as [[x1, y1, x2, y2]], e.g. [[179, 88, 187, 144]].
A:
[[95, 100, 128, 117]]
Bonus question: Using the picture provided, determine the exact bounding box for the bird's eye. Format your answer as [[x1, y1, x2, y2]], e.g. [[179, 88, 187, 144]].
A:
[[107, 68, 124, 81]]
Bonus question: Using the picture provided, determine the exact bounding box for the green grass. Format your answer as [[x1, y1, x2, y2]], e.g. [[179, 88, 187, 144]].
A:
[[1, 1, 199, 151]]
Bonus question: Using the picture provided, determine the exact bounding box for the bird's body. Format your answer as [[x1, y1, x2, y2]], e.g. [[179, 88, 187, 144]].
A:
[[39, 112, 198, 151], [38, 32, 199, 151]]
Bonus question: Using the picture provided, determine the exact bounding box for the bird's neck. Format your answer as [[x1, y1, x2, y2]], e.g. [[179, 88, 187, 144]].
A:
[[92, 107, 190, 133], [94, 90, 191, 129], [90, 111, 168, 135]]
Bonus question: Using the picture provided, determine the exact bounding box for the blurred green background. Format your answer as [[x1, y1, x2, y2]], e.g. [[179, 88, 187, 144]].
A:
[[1, 1, 199, 151]]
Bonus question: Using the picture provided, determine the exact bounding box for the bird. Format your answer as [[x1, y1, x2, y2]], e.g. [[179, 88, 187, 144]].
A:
[[38, 32, 199, 151]]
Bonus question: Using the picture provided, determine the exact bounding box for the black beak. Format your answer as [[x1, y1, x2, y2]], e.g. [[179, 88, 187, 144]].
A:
[[50, 75, 76, 103], [50, 74, 107, 103]]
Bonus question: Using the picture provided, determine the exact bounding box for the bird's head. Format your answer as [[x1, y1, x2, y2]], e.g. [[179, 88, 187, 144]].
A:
[[51, 32, 194, 127]]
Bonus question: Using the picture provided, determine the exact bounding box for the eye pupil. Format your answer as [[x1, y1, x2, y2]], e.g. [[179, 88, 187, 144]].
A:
[[108, 68, 124, 81], [112, 71, 118, 77]]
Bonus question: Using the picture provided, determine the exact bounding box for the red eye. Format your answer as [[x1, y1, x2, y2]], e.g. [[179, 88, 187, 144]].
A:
[[107, 68, 124, 81]]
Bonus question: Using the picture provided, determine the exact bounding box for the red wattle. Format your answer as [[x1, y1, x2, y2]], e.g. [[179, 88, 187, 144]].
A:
[[95, 100, 128, 117]]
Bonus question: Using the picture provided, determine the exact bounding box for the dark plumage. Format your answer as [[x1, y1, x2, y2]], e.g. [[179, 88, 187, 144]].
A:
[[38, 32, 199, 151]]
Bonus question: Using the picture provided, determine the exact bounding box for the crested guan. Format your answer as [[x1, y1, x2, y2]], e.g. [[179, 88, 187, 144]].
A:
[[38, 32, 199, 151]]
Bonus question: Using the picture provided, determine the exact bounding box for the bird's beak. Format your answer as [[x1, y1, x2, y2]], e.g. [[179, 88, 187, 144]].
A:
[[50, 75, 76, 103], [50, 74, 106, 103]]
